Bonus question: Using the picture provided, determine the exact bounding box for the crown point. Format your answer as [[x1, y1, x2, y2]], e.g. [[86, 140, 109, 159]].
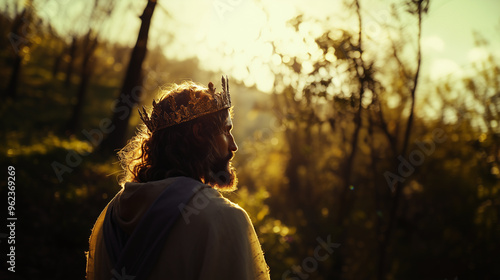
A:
[[208, 82, 215, 93]]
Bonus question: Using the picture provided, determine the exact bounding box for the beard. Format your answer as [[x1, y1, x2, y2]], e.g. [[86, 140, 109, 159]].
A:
[[206, 151, 238, 191]]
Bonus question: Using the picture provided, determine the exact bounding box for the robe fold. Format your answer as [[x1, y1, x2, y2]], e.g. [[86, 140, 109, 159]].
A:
[[86, 176, 270, 280]]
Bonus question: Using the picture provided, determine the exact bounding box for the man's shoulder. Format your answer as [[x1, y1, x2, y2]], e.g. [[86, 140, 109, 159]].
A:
[[197, 188, 247, 215], [178, 187, 250, 227]]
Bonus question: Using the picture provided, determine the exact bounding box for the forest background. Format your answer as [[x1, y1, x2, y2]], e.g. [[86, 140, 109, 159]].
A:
[[0, 0, 499, 279]]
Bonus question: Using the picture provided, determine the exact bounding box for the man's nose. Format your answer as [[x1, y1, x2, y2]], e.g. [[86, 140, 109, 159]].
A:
[[229, 134, 238, 152]]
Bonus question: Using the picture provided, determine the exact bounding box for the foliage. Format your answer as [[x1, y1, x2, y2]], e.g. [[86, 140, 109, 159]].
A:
[[0, 1, 499, 280], [227, 1, 499, 279]]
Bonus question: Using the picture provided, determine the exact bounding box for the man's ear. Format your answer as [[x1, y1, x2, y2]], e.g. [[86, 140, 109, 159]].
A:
[[192, 123, 205, 143]]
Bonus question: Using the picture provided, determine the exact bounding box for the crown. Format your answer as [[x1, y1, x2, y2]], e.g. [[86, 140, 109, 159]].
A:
[[139, 75, 232, 132]]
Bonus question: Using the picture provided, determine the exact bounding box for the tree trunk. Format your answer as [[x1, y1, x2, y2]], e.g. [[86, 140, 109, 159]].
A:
[[66, 31, 98, 134], [336, 0, 365, 226], [377, 2, 425, 280], [64, 36, 77, 88], [99, 0, 157, 152], [2, 8, 28, 100], [5, 53, 22, 100], [52, 40, 65, 79]]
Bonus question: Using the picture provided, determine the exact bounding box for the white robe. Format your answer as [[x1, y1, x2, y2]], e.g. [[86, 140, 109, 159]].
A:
[[86, 178, 270, 280]]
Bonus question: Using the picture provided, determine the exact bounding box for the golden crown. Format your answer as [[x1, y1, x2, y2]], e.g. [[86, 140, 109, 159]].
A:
[[139, 76, 231, 132]]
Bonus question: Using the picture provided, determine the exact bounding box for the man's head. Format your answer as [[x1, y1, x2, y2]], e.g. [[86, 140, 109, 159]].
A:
[[118, 77, 238, 191]]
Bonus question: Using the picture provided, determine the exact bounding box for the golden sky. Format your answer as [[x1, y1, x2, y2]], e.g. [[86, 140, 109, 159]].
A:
[[26, 0, 500, 92], [153, 0, 500, 92]]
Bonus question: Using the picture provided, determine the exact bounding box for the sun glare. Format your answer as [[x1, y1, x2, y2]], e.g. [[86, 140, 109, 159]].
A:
[[37, 0, 500, 96], [155, 0, 354, 93]]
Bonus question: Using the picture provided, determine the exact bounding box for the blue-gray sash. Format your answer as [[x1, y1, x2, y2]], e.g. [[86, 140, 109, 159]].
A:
[[103, 176, 204, 279]]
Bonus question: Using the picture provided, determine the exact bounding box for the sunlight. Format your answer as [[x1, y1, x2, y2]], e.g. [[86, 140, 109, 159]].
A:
[[155, 0, 351, 93], [468, 47, 490, 63], [4, 132, 93, 157], [33, 0, 500, 97], [428, 59, 462, 80], [422, 35, 445, 52], [3, 1, 500, 278]]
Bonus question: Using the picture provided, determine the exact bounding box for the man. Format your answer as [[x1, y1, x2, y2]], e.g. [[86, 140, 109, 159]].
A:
[[86, 76, 270, 280]]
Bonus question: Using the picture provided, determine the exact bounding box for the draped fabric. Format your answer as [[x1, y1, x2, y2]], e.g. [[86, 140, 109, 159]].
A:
[[102, 177, 203, 280], [86, 177, 270, 280]]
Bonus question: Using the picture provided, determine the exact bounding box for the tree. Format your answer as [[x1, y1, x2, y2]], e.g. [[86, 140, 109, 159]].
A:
[[65, 0, 116, 134], [99, 0, 157, 152], [46, 24, 66, 79], [249, 0, 430, 278], [64, 35, 77, 87], [65, 29, 99, 133], [2, 1, 33, 100], [376, 2, 429, 279]]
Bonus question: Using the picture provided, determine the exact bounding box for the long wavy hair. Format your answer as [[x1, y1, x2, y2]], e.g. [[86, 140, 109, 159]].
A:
[[118, 81, 230, 187]]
